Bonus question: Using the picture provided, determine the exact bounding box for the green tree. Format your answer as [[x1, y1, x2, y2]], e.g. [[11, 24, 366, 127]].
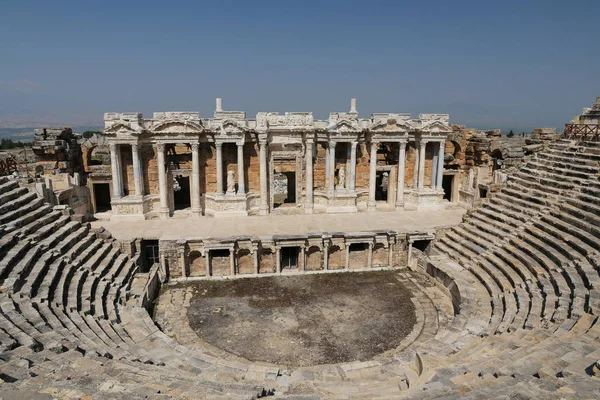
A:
[[507, 130, 515, 138], [82, 130, 102, 139]]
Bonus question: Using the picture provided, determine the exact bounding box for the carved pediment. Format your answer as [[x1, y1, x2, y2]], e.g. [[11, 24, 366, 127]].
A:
[[103, 122, 140, 135], [420, 119, 452, 133], [327, 118, 362, 133], [256, 112, 314, 130], [370, 116, 412, 132], [210, 119, 249, 135], [150, 120, 204, 133]]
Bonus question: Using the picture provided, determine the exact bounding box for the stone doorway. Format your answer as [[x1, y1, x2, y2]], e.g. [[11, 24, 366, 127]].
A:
[[173, 175, 191, 210], [375, 171, 391, 202], [93, 183, 111, 213], [273, 171, 297, 208], [281, 246, 299, 270], [442, 175, 453, 201], [141, 239, 159, 273]]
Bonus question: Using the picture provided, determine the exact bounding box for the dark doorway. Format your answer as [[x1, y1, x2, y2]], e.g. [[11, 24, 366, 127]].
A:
[[413, 240, 431, 253], [141, 239, 159, 273], [442, 175, 453, 201], [173, 176, 191, 210], [375, 171, 388, 201], [94, 183, 111, 213], [281, 247, 299, 270], [273, 171, 296, 208]]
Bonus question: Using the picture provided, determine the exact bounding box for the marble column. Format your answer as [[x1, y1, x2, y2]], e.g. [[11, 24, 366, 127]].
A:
[[436, 141, 445, 189], [156, 143, 169, 218], [345, 244, 350, 270], [178, 247, 187, 278], [323, 243, 329, 271], [237, 142, 245, 194], [299, 246, 305, 271], [253, 248, 259, 275], [328, 141, 336, 192], [191, 143, 201, 214], [412, 143, 419, 189], [396, 141, 406, 208], [349, 141, 357, 191], [205, 251, 211, 276], [418, 140, 427, 190], [230, 248, 235, 276], [131, 143, 143, 196], [215, 142, 223, 194], [368, 141, 378, 211], [367, 242, 373, 269], [388, 244, 393, 267], [276, 246, 281, 273], [109, 143, 123, 198], [305, 140, 314, 213], [259, 139, 269, 215]]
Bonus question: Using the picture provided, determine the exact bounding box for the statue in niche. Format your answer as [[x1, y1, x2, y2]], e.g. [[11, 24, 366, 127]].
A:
[[336, 167, 346, 190], [226, 170, 236, 194]]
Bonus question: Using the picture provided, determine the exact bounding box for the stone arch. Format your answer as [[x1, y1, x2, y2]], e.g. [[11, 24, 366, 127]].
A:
[[305, 245, 322, 271], [237, 249, 253, 275], [188, 250, 204, 277], [328, 245, 344, 270], [259, 247, 275, 274], [372, 243, 388, 267]]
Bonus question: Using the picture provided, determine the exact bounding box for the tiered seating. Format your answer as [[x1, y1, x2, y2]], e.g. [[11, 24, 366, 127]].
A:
[[1, 136, 600, 399]]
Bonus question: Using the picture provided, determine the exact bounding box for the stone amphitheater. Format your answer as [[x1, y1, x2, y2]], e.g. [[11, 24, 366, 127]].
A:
[[1, 100, 600, 399]]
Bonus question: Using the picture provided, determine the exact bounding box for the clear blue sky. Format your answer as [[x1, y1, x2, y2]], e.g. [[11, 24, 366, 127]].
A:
[[1, 0, 598, 132]]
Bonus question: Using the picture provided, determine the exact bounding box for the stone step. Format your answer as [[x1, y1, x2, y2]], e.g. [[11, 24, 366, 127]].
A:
[[0, 179, 19, 194], [0, 186, 29, 207], [526, 160, 597, 181], [3, 245, 41, 289], [0, 197, 44, 225], [0, 191, 39, 217], [17, 252, 56, 297]]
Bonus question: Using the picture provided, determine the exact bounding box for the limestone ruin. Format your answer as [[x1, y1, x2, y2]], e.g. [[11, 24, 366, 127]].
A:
[[0, 98, 600, 399]]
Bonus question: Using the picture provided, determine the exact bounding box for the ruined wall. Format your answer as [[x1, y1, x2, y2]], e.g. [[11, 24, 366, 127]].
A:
[[355, 143, 371, 189], [237, 249, 254, 275], [306, 246, 322, 271], [244, 142, 260, 192], [314, 143, 327, 190]]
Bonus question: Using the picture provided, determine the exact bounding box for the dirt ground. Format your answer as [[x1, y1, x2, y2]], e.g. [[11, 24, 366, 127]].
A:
[[182, 271, 416, 367]]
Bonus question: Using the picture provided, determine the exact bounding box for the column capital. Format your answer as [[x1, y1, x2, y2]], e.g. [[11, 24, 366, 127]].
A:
[[215, 141, 223, 149], [156, 143, 166, 152], [351, 141, 358, 149], [236, 141, 244, 148], [109, 143, 118, 152], [131, 143, 139, 151], [329, 141, 337, 148], [190, 142, 199, 152]]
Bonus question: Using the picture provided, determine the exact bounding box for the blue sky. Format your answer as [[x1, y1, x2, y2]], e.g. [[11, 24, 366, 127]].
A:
[[1, 0, 598, 131]]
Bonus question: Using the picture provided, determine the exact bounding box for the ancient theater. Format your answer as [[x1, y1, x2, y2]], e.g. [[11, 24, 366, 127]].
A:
[[1, 98, 600, 399]]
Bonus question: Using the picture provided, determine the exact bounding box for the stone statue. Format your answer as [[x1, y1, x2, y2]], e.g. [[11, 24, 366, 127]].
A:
[[336, 167, 346, 190], [226, 170, 236, 194]]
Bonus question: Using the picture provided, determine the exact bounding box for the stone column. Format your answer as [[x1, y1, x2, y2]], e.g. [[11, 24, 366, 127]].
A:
[[237, 142, 245, 194], [131, 143, 143, 196], [305, 140, 314, 213], [436, 141, 445, 189], [368, 242, 373, 269], [276, 246, 281, 273], [299, 246, 305, 272], [109, 143, 123, 198], [205, 251, 211, 277], [328, 141, 336, 192], [259, 139, 269, 215], [388, 243, 394, 267], [407, 241, 413, 266], [230, 247, 236, 276], [178, 246, 187, 278], [253, 247, 259, 275], [190, 143, 201, 214], [413, 143, 419, 189], [349, 141, 357, 191], [215, 142, 223, 195], [368, 141, 378, 211], [345, 244, 350, 270], [156, 143, 169, 218], [323, 243, 329, 271], [418, 140, 427, 190], [396, 141, 406, 208]]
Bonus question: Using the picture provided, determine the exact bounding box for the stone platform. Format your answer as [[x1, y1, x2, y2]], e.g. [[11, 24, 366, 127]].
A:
[[91, 207, 466, 241]]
